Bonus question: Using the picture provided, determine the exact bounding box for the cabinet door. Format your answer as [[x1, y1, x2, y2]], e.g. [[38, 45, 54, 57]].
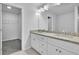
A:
[[31, 34, 40, 52], [38, 35, 48, 42], [58, 48, 75, 55], [39, 40, 47, 55], [48, 44, 58, 55], [48, 44, 75, 55], [39, 48, 47, 55], [48, 38, 79, 54]]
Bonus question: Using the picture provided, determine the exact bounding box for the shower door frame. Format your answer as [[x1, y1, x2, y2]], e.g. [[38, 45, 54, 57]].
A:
[[0, 3, 2, 55], [2, 3, 22, 50]]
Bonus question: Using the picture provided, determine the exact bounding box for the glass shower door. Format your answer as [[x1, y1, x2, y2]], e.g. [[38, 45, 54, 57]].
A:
[[0, 4, 2, 55]]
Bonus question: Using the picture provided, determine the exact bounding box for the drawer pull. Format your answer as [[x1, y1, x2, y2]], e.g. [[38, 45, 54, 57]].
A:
[[41, 44, 44, 46]]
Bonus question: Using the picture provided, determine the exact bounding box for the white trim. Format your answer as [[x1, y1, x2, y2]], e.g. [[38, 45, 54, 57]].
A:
[[74, 6, 78, 33]]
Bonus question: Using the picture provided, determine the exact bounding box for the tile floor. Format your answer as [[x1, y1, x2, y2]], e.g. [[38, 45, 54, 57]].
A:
[[10, 48, 40, 55], [2, 39, 21, 55], [2, 39, 40, 55]]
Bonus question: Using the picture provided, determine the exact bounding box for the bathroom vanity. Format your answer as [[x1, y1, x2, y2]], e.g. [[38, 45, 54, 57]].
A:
[[31, 31, 79, 55], [30, 4, 79, 55]]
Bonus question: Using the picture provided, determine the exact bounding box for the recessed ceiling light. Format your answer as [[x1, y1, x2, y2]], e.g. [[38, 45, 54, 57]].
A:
[[7, 6, 12, 9]]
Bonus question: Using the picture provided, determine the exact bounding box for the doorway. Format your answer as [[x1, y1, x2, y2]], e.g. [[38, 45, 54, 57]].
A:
[[2, 4, 22, 55]]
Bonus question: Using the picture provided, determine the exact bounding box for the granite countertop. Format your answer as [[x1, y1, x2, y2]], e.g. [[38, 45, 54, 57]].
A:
[[31, 30, 79, 44]]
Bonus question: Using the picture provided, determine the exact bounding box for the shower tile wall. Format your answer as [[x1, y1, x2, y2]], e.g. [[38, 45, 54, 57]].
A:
[[2, 4, 22, 55], [2, 12, 21, 41]]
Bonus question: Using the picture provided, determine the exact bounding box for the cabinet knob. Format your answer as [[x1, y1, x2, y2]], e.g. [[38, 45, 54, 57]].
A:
[[56, 49, 58, 51], [41, 44, 44, 46], [33, 39, 35, 40], [59, 50, 62, 53]]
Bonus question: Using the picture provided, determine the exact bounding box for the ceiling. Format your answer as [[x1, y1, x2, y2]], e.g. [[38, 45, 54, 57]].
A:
[[2, 4, 21, 14], [47, 3, 79, 15], [3, 3, 79, 15]]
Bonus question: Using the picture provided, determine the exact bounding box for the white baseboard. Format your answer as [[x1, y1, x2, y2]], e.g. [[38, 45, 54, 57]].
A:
[[22, 46, 31, 51]]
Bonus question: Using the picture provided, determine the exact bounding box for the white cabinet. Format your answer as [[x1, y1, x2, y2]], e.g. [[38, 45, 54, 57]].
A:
[[48, 44, 58, 55], [31, 34, 40, 52], [48, 38, 78, 54], [48, 43, 74, 55], [39, 40, 47, 55], [31, 34, 47, 55], [57, 47, 74, 55], [31, 33, 78, 55]]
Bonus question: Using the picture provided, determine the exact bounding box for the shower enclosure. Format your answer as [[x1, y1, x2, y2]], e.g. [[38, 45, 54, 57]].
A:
[[0, 4, 2, 55], [0, 3, 22, 55]]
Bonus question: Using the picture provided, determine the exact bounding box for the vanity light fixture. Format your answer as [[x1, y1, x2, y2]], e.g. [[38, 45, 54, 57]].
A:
[[54, 3, 61, 5], [44, 5, 49, 10], [36, 4, 49, 15], [40, 8, 45, 12], [7, 6, 12, 9], [38, 9, 41, 13], [35, 12, 40, 16], [36, 9, 41, 16]]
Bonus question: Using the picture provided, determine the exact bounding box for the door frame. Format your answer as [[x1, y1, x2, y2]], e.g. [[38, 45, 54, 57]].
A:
[[2, 3, 22, 50]]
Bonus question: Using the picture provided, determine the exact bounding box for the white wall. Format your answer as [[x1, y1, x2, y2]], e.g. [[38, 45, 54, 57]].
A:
[[54, 12, 75, 33], [7, 3, 49, 50], [39, 13, 48, 30], [7, 3, 37, 50]]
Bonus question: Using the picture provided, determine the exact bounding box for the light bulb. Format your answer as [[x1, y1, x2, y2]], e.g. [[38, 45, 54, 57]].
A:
[[7, 6, 12, 9], [44, 5, 48, 10], [40, 8, 45, 12], [35, 12, 40, 16], [55, 3, 61, 5], [38, 9, 41, 13]]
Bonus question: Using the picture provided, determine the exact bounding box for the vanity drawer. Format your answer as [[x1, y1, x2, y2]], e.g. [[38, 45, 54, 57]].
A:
[[39, 40, 47, 50], [48, 38, 79, 54], [39, 49, 47, 55], [48, 44, 58, 55], [39, 40, 47, 55], [58, 47, 75, 55], [31, 34, 40, 52], [48, 43, 75, 55], [38, 35, 48, 42], [31, 34, 38, 39]]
